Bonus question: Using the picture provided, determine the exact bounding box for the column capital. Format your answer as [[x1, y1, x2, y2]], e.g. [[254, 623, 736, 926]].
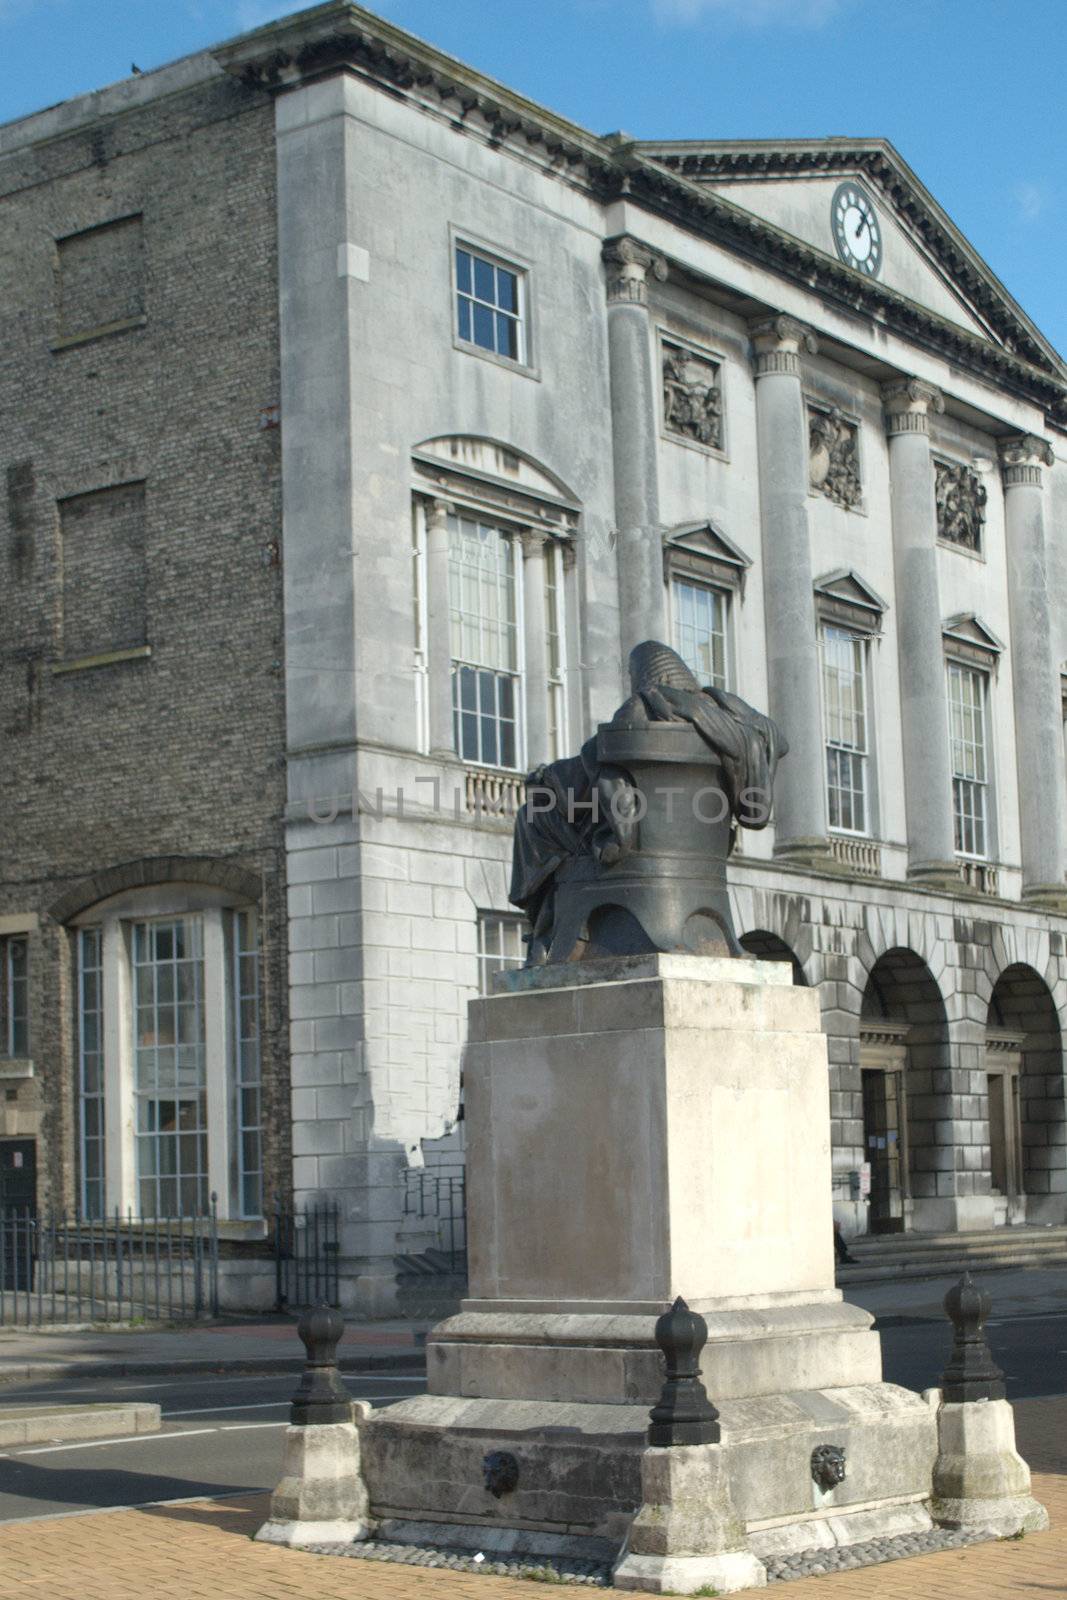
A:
[[999, 433, 1054, 487], [882, 378, 945, 435], [602, 236, 668, 305], [517, 526, 551, 557], [425, 496, 454, 531], [749, 314, 818, 377]]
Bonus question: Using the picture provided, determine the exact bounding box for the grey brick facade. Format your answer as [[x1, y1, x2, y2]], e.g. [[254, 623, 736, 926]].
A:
[[0, 65, 289, 1251]]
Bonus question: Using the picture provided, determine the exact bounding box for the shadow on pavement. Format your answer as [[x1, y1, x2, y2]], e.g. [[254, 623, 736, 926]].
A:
[[0, 1458, 257, 1513]]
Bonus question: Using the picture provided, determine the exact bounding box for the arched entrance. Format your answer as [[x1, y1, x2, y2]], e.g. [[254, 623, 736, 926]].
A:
[[738, 930, 807, 986], [986, 966, 1066, 1226], [860, 949, 950, 1234]]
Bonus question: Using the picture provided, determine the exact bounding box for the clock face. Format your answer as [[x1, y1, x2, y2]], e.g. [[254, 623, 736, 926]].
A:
[[831, 182, 883, 278]]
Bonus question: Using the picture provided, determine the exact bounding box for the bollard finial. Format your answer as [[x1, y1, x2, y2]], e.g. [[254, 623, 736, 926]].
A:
[[290, 1302, 353, 1425], [940, 1272, 1005, 1403], [647, 1295, 721, 1447]]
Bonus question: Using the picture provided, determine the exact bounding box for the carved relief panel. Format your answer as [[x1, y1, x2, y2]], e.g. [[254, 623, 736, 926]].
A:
[[935, 461, 986, 552], [809, 405, 862, 510], [661, 338, 723, 451]]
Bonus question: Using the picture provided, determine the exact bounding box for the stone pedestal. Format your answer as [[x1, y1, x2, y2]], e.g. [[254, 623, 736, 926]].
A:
[[613, 1444, 766, 1595], [256, 1409, 373, 1547], [932, 1397, 1049, 1537], [357, 957, 939, 1569]]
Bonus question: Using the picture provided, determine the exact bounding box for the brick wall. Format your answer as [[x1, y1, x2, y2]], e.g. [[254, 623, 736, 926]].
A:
[[0, 72, 289, 1212]]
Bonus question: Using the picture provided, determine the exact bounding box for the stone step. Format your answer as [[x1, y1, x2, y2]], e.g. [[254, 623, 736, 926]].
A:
[[837, 1224, 1067, 1284]]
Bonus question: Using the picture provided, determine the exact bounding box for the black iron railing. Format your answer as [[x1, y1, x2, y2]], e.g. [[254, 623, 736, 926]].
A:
[[273, 1195, 341, 1309], [402, 1167, 467, 1271], [0, 1199, 219, 1327]]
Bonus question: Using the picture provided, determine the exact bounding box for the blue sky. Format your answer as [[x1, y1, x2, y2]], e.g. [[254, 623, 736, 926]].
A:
[[3, 0, 1064, 358]]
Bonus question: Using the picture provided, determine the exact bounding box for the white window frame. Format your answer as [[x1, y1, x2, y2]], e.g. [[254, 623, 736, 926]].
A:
[[2, 936, 29, 1058], [477, 912, 528, 995], [73, 888, 262, 1220], [452, 234, 531, 371], [820, 623, 871, 838], [449, 510, 526, 773], [947, 659, 991, 861], [545, 539, 570, 760], [669, 575, 732, 691]]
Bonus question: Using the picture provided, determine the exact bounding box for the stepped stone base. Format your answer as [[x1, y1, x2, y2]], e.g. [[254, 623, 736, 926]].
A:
[[357, 1382, 939, 1558]]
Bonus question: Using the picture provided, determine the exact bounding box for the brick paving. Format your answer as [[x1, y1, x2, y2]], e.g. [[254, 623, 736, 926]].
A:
[[0, 1396, 1063, 1600]]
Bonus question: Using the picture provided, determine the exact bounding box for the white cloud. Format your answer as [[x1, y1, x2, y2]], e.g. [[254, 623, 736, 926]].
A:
[[1014, 181, 1047, 223], [653, 0, 843, 25]]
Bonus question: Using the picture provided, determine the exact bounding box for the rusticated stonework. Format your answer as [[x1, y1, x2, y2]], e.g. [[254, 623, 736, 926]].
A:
[[935, 460, 986, 552], [662, 340, 723, 449], [809, 406, 862, 509]]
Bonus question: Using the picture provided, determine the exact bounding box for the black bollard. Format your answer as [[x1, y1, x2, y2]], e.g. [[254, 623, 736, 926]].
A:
[[940, 1272, 1005, 1403], [647, 1295, 721, 1447], [290, 1303, 353, 1426]]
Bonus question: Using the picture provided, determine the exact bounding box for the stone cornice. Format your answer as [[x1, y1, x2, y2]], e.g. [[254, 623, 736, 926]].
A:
[[206, 5, 1067, 426]]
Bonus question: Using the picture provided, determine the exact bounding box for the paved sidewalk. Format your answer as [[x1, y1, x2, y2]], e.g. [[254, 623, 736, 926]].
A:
[[0, 1317, 427, 1384], [0, 1395, 1062, 1600]]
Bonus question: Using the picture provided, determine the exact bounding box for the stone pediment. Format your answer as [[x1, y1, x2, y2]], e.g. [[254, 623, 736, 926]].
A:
[[662, 522, 751, 592], [638, 139, 1064, 376], [943, 612, 1004, 663], [814, 569, 888, 633]]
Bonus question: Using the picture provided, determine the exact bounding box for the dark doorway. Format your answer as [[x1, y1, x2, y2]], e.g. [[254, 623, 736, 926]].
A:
[[861, 1068, 905, 1233], [0, 1139, 37, 1293]]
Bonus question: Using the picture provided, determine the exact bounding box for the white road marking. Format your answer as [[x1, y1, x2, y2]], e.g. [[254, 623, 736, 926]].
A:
[[164, 1401, 290, 1417], [13, 1427, 218, 1456]]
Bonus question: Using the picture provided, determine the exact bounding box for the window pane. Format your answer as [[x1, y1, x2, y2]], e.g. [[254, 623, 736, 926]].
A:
[[477, 913, 528, 994], [233, 910, 263, 1219], [455, 248, 472, 295], [473, 255, 495, 302], [448, 516, 522, 769], [472, 301, 495, 350], [496, 311, 517, 359], [496, 267, 517, 313], [948, 664, 989, 858], [133, 916, 207, 1216], [457, 296, 472, 342], [821, 625, 869, 836], [78, 927, 105, 1217]]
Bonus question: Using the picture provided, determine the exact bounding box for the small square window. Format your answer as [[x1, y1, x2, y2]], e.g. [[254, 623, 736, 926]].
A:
[[455, 244, 526, 365]]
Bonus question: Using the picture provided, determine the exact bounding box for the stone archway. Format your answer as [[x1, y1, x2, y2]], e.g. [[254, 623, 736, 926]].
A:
[[860, 948, 951, 1235], [987, 965, 1066, 1226], [738, 929, 808, 987]]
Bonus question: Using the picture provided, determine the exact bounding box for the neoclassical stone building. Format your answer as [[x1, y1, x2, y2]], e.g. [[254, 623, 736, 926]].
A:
[[4, 2, 1067, 1312]]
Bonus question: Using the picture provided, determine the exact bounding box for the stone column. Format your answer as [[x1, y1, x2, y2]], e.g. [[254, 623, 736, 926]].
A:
[[519, 528, 551, 768], [1000, 434, 1067, 907], [883, 380, 958, 887], [604, 238, 668, 662], [424, 497, 456, 758], [750, 315, 830, 864]]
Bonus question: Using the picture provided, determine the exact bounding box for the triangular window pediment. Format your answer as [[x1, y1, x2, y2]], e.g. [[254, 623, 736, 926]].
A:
[[662, 522, 750, 592], [814, 568, 887, 634], [943, 612, 1004, 665]]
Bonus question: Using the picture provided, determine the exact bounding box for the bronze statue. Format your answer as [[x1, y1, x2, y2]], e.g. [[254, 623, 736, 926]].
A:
[[510, 641, 787, 965]]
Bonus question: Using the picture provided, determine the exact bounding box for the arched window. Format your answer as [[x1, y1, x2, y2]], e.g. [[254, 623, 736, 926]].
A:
[[72, 882, 262, 1220]]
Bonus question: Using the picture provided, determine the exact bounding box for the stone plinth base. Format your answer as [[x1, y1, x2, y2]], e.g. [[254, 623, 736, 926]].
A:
[[932, 1397, 1049, 1536], [612, 1442, 766, 1594], [357, 1382, 939, 1554], [256, 1418, 372, 1547]]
